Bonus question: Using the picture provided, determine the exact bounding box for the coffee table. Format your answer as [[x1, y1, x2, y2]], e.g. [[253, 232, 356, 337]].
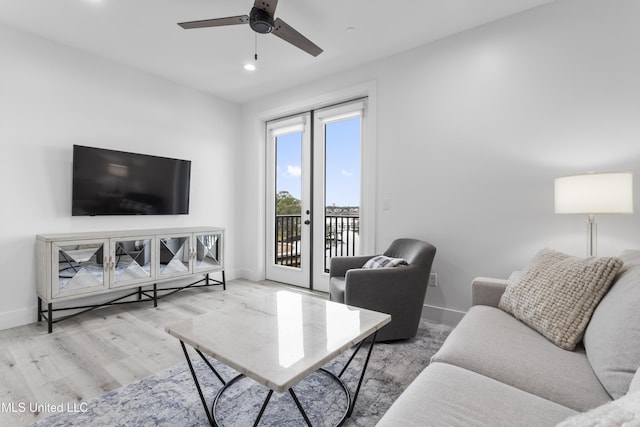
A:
[[165, 290, 391, 426]]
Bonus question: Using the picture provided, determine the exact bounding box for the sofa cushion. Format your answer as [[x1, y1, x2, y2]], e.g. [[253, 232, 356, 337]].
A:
[[584, 249, 640, 399], [499, 248, 622, 350], [556, 391, 640, 427], [376, 362, 577, 427], [431, 305, 612, 411]]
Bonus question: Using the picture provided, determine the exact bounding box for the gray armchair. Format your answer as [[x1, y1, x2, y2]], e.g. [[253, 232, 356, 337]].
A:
[[329, 238, 436, 342]]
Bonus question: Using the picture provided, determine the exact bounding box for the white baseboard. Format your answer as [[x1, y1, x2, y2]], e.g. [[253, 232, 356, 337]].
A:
[[0, 307, 36, 331], [421, 304, 466, 326], [235, 269, 264, 282]]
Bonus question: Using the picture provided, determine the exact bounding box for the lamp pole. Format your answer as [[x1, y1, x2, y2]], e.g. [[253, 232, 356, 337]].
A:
[[587, 214, 596, 257]]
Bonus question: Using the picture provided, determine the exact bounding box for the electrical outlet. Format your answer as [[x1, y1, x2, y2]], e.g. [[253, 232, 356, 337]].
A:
[[428, 272, 438, 287]]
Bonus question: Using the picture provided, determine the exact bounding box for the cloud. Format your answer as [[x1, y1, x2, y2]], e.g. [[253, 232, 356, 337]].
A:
[[341, 169, 353, 176], [286, 165, 302, 177]]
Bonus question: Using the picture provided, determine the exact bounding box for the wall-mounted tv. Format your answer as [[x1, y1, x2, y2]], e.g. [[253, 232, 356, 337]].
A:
[[72, 145, 191, 216]]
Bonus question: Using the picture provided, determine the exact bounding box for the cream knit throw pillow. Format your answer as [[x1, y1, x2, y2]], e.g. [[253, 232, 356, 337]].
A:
[[499, 248, 623, 351]]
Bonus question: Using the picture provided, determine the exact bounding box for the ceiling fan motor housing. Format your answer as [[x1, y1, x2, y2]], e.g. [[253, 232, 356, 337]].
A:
[[249, 7, 275, 33]]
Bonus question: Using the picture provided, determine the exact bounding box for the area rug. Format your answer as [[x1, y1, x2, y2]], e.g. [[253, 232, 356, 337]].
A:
[[31, 320, 452, 427]]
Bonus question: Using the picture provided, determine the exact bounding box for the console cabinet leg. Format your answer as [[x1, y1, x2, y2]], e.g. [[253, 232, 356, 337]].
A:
[[48, 303, 53, 334], [153, 284, 158, 308], [222, 270, 226, 290], [37, 297, 42, 321]]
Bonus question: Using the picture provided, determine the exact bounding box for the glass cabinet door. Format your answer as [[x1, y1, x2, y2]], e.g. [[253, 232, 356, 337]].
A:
[[111, 237, 154, 288], [193, 232, 223, 273], [157, 235, 191, 278], [52, 240, 109, 298]]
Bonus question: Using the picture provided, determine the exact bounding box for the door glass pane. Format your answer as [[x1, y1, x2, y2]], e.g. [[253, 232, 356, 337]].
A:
[[57, 243, 104, 292], [324, 117, 361, 272], [195, 233, 221, 270], [114, 238, 152, 283], [275, 132, 303, 268], [158, 236, 190, 275]]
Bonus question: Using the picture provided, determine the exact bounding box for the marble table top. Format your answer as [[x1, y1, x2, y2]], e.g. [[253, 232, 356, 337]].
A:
[[165, 290, 391, 393]]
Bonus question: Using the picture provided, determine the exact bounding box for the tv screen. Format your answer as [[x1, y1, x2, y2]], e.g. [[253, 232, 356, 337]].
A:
[[72, 145, 191, 216]]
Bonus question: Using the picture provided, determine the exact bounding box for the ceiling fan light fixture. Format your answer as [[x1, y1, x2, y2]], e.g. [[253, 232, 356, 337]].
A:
[[244, 63, 257, 71], [249, 7, 274, 34], [177, 0, 323, 57]]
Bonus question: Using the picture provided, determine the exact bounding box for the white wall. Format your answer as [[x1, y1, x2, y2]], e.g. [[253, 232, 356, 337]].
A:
[[239, 0, 640, 323], [4, 0, 637, 330], [0, 23, 241, 330]]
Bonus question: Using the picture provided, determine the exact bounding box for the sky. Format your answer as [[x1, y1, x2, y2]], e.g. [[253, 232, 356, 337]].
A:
[[276, 117, 360, 207]]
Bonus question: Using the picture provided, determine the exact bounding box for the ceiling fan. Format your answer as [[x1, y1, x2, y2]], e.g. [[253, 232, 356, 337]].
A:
[[178, 0, 323, 57]]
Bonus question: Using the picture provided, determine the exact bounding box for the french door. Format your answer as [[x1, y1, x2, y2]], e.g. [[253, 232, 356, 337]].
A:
[[266, 114, 312, 287], [266, 100, 366, 292]]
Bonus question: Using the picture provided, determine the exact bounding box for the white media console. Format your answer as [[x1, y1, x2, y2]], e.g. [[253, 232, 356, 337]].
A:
[[36, 226, 225, 332]]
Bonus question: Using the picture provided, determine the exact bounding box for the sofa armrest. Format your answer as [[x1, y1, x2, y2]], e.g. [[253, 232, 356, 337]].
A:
[[329, 255, 376, 278], [471, 277, 509, 307], [344, 266, 425, 305]]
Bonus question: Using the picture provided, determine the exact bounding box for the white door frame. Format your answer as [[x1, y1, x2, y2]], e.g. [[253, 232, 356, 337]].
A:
[[254, 81, 377, 291]]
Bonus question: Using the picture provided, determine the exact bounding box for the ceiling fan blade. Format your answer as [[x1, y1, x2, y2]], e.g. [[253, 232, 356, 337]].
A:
[[178, 15, 249, 29], [272, 18, 323, 57], [253, 0, 279, 17]]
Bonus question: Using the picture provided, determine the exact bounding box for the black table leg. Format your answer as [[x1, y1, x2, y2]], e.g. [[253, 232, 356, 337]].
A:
[[253, 389, 274, 427], [181, 341, 216, 426], [289, 388, 313, 426], [179, 328, 379, 427], [348, 331, 378, 417], [336, 330, 378, 418]]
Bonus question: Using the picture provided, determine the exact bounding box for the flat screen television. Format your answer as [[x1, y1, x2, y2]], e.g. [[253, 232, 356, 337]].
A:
[[72, 145, 191, 216]]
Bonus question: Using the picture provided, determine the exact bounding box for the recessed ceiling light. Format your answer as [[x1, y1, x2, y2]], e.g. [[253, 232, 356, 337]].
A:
[[244, 63, 256, 71]]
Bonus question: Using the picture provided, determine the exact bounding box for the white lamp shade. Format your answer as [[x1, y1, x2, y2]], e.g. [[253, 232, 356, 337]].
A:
[[555, 172, 634, 214]]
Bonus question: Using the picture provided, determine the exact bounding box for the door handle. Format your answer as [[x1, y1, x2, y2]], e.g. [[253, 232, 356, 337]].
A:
[[304, 220, 310, 225]]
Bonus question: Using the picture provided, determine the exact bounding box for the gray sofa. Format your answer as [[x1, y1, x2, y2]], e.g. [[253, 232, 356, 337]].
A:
[[377, 249, 640, 426]]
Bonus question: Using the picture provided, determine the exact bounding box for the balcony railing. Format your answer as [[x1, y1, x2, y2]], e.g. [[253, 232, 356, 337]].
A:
[[274, 215, 302, 267], [324, 215, 359, 271], [275, 214, 360, 271]]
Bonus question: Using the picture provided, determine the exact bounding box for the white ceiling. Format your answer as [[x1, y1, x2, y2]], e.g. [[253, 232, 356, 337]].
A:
[[0, 0, 556, 104]]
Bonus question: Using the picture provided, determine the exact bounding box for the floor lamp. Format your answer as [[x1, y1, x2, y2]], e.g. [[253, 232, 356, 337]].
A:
[[554, 172, 633, 257]]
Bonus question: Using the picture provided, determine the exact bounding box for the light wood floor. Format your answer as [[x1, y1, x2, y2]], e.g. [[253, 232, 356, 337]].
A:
[[0, 279, 327, 427]]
